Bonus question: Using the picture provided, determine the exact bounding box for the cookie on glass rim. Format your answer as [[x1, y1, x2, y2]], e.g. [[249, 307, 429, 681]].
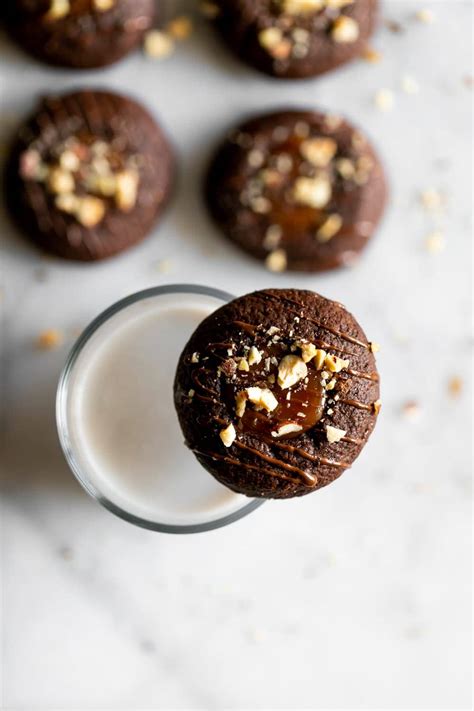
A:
[[174, 288, 381, 499]]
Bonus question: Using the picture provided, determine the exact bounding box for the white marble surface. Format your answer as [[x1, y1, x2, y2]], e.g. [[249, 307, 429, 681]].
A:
[[0, 1, 472, 709]]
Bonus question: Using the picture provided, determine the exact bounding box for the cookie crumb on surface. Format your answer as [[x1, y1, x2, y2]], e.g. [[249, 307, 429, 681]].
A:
[[265, 249, 287, 273], [144, 30, 174, 59], [219, 423, 236, 447], [424, 230, 445, 254], [362, 46, 382, 63], [36, 328, 64, 350], [415, 8, 435, 24], [448, 376, 463, 398], [402, 400, 421, 420], [374, 88, 394, 112]]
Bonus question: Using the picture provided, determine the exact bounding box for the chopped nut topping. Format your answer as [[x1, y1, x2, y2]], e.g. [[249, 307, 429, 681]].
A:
[[188, 389, 195, 398], [246, 387, 278, 412], [326, 425, 346, 443], [448, 376, 463, 398], [247, 149, 265, 168], [59, 150, 80, 172], [93, 0, 115, 11], [336, 157, 356, 180], [363, 47, 382, 63], [300, 137, 337, 167], [167, 15, 193, 40], [374, 88, 394, 112], [47, 167, 74, 195], [248, 346, 262, 366], [235, 391, 248, 417], [281, 0, 325, 14], [258, 27, 292, 59], [267, 327, 280, 336], [325, 378, 337, 390], [317, 213, 343, 242], [36, 328, 63, 350], [271, 423, 303, 437], [298, 342, 317, 363], [324, 354, 349, 372], [238, 358, 250, 372], [263, 224, 283, 250], [420, 188, 444, 211], [369, 342, 380, 353], [75, 196, 106, 228], [144, 30, 175, 59], [373, 399, 382, 414], [425, 230, 445, 254], [265, 249, 287, 272], [415, 8, 435, 23], [220, 423, 236, 447], [278, 355, 308, 390], [313, 349, 327, 370], [293, 175, 332, 209], [54, 193, 79, 214], [190, 352, 200, 363], [44, 0, 70, 21], [115, 170, 139, 212], [331, 16, 359, 43]]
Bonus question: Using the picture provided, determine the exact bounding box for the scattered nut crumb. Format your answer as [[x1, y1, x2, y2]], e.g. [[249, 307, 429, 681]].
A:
[[293, 175, 332, 209], [420, 188, 444, 211], [248, 346, 262, 366], [219, 423, 236, 448], [271, 423, 303, 438], [238, 358, 250, 372], [331, 16, 360, 44], [448, 376, 463, 398], [36, 329, 63, 350], [374, 88, 394, 112], [324, 354, 349, 373], [326, 425, 346, 443], [278, 355, 308, 390], [401, 75, 420, 94], [167, 15, 193, 40], [402, 400, 421, 420], [144, 30, 175, 59], [424, 230, 445, 254], [369, 342, 380, 353], [362, 46, 382, 63], [373, 399, 382, 414], [93, 0, 115, 11], [265, 248, 287, 273], [316, 214, 343, 242], [44, 0, 70, 21], [415, 8, 435, 23]]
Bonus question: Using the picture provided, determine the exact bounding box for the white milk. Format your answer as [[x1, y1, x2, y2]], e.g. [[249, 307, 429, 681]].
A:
[[64, 291, 249, 527]]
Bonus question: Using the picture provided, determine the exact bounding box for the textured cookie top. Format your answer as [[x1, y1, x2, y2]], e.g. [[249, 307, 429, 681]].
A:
[[211, 0, 378, 79], [6, 90, 174, 261], [174, 289, 381, 499], [206, 110, 387, 272]]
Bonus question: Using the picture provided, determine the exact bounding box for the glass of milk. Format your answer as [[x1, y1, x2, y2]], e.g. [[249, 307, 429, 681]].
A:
[[56, 284, 264, 533]]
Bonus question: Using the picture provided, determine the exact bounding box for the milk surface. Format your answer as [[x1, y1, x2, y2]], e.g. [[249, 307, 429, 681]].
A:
[[66, 292, 248, 526]]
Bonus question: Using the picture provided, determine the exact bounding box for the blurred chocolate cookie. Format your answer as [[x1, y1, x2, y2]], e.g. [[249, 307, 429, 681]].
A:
[[205, 109, 387, 272], [174, 288, 381, 499], [5, 89, 174, 261], [5, 0, 155, 69], [209, 0, 378, 79]]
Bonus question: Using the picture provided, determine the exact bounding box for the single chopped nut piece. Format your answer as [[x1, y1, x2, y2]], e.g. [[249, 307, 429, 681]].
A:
[[369, 342, 380, 353], [167, 15, 193, 40], [191, 352, 200, 363], [115, 170, 139, 212], [246, 387, 278, 412], [220, 358, 237, 378], [271, 423, 303, 437], [317, 214, 343, 242], [299, 342, 317, 363], [200, 1, 220, 18], [415, 8, 435, 23], [401, 75, 420, 94], [93, 0, 115, 11], [300, 137, 337, 167], [324, 354, 349, 372], [314, 349, 327, 370], [448, 376, 463, 398], [238, 358, 250, 372], [265, 249, 287, 273], [36, 328, 63, 350], [47, 167, 75, 195], [44, 0, 70, 21], [144, 30, 175, 59], [425, 230, 445, 254], [235, 390, 248, 417], [336, 157, 356, 180], [293, 175, 332, 209], [402, 400, 421, 420], [363, 47, 382, 63], [247, 149, 265, 168], [267, 326, 280, 336], [188, 389, 195, 398], [374, 88, 394, 112], [220, 423, 236, 447], [258, 28, 292, 59], [55, 193, 79, 214], [278, 355, 308, 390], [373, 399, 382, 414], [331, 16, 360, 43], [19, 149, 43, 180], [75, 196, 106, 227], [281, 0, 325, 14], [420, 189, 444, 211], [59, 150, 80, 172], [326, 425, 346, 443], [326, 0, 355, 7], [263, 224, 283, 250], [248, 346, 262, 366]]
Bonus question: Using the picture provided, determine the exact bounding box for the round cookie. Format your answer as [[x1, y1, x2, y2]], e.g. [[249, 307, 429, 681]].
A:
[[174, 288, 381, 499], [209, 0, 378, 80], [4, 0, 155, 69], [205, 110, 387, 272], [5, 90, 174, 262]]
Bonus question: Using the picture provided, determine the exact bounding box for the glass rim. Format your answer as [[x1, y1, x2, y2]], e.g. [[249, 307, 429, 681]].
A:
[[56, 284, 265, 534]]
